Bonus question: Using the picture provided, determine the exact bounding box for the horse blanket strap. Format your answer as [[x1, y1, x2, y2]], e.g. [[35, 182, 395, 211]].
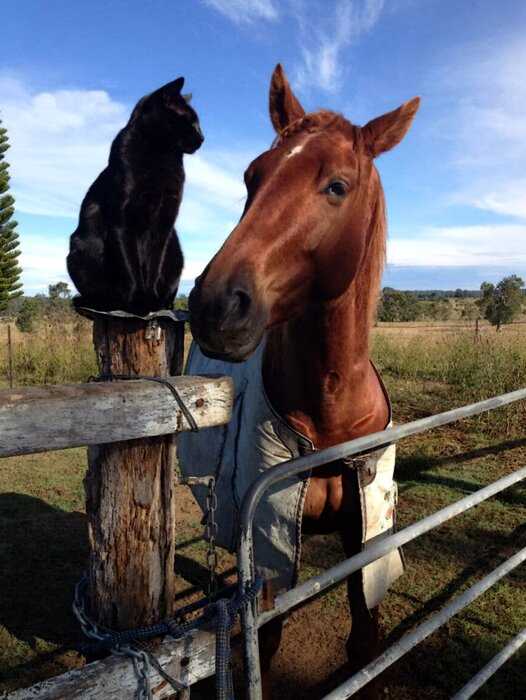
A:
[[178, 340, 404, 608], [342, 441, 402, 608]]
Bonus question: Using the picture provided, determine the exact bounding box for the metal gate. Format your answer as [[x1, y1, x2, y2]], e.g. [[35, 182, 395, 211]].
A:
[[236, 387, 526, 700]]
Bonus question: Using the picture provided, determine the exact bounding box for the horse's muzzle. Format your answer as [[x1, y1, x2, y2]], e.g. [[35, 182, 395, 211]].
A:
[[188, 277, 267, 363]]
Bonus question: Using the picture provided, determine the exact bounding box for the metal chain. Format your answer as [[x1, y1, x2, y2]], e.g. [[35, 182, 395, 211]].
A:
[[73, 577, 155, 700], [205, 477, 219, 599], [73, 572, 263, 700], [131, 651, 153, 700], [73, 576, 105, 642]]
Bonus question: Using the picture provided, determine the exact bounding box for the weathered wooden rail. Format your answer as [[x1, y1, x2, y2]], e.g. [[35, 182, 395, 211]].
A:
[[2, 629, 217, 700], [0, 375, 233, 457]]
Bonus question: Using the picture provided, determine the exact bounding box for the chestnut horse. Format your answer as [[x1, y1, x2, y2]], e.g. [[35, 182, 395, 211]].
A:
[[189, 65, 419, 697]]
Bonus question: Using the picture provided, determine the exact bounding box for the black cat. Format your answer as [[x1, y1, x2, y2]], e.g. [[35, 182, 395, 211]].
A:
[[67, 77, 203, 314]]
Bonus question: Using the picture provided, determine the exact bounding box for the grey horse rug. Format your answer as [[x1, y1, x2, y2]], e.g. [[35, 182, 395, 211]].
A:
[[177, 340, 404, 608]]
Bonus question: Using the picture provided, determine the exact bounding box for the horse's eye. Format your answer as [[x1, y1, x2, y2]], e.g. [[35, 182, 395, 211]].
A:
[[324, 180, 348, 198]]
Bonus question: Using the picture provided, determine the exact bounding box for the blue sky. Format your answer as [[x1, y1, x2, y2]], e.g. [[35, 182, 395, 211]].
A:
[[2, 0, 525, 294]]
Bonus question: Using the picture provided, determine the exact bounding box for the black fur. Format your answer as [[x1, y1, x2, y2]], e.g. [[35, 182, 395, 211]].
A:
[[67, 77, 203, 314]]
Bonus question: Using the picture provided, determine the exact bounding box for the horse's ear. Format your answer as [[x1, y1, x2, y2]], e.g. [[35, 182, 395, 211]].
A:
[[269, 64, 305, 133], [362, 97, 420, 158]]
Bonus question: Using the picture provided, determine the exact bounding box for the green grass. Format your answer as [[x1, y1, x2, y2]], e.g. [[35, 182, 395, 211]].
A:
[[372, 330, 526, 435], [0, 449, 88, 691], [1, 321, 97, 386]]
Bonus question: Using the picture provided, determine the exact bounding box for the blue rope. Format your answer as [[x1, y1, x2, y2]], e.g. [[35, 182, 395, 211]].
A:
[[76, 577, 262, 700]]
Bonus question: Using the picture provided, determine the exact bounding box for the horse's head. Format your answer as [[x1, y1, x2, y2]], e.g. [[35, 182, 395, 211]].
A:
[[189, 65, 419, 361]]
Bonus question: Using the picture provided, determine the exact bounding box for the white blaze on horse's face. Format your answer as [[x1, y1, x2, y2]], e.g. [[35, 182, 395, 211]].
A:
[[285, 144, 304, 159]]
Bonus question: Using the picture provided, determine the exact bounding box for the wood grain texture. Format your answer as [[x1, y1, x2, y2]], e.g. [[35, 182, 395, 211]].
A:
[[2, 628, 216, 699], [0, 374, 233, 457], [86, 318, 187, 628]]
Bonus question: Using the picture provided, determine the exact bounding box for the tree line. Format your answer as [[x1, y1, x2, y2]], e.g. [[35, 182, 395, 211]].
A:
[[378, 276, 525, 328]]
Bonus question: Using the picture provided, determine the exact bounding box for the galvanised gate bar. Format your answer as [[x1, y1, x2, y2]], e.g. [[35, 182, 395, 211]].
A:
[[236, 387, 526, 700]]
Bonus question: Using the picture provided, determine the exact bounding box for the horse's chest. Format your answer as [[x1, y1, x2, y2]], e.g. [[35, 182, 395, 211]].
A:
[[302, 474, 346, 523], [178, 341, 404, 605]]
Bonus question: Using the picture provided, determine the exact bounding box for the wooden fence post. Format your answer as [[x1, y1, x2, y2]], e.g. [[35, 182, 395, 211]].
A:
[[84, 316, 185, 629], [7, 324, 13, 389]]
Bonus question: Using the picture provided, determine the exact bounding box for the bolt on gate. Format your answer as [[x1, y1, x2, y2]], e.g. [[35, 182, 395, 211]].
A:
[[236, 387, 526, 700]]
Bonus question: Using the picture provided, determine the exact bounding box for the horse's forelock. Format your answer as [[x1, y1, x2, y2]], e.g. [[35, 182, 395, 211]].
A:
[[273, 110, 358, 149]]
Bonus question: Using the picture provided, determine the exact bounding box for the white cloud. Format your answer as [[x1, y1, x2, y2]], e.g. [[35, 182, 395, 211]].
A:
[[388, 225, 526, 267], [203, 0, 279, 24], [293, 0, 384, 93], [0, 74, 128, 218], [452, 180, 526, 221], [439, 39, 526, 220], [202, 0, 384, 94], [184, 155, 245, 212], [19, 233, 70, 294]]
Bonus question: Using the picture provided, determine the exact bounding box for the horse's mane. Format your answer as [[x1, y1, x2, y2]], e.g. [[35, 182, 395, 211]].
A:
[[275, 110, 386, 329], [273, 110, 354, 146]]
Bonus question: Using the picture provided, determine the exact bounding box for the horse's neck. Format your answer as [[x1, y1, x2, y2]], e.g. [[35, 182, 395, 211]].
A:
[[263, 288, 389, 449]]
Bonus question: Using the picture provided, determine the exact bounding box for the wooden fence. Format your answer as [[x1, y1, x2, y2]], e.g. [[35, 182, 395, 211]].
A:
[[0, 373, 234, 699]]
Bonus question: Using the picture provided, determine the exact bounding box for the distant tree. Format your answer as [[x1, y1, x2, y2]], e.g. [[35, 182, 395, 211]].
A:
[[477, 275, 525, 330], [377, 288, 421, 322], [454, 288, 463, 299], [461, 300, 479, 321], [16, 297, 40, 332], [428, 298, 453, 321], [46, 281, 74, 322], [0, 118, 23, 313], [174, 293, 188, 311], [48, 281, 71, 300]]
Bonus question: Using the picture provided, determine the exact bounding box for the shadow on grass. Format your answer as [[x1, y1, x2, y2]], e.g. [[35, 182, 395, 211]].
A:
[[399, 472, 526, 508], [0, 492, 88, 648], [381, 624, 526, 700], [385, 521, 526, 648], [396, 436, 526, 480]]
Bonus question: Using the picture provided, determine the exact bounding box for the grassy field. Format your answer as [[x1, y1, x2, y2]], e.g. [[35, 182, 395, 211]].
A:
[[0, 319, 96, 387], [0, 321, 525, 697]]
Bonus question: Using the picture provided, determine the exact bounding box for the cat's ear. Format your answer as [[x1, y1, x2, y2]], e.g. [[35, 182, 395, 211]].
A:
[[164, 77, 185, 94], [162, 77, 186, 110]]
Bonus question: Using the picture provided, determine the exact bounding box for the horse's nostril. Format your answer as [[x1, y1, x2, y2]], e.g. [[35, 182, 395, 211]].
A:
[[233, 288, 252, 317], [217, 288, 252, 331]]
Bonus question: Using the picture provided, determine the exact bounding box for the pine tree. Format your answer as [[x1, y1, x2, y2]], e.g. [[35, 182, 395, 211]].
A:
[[0, 118, 23, 312]]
